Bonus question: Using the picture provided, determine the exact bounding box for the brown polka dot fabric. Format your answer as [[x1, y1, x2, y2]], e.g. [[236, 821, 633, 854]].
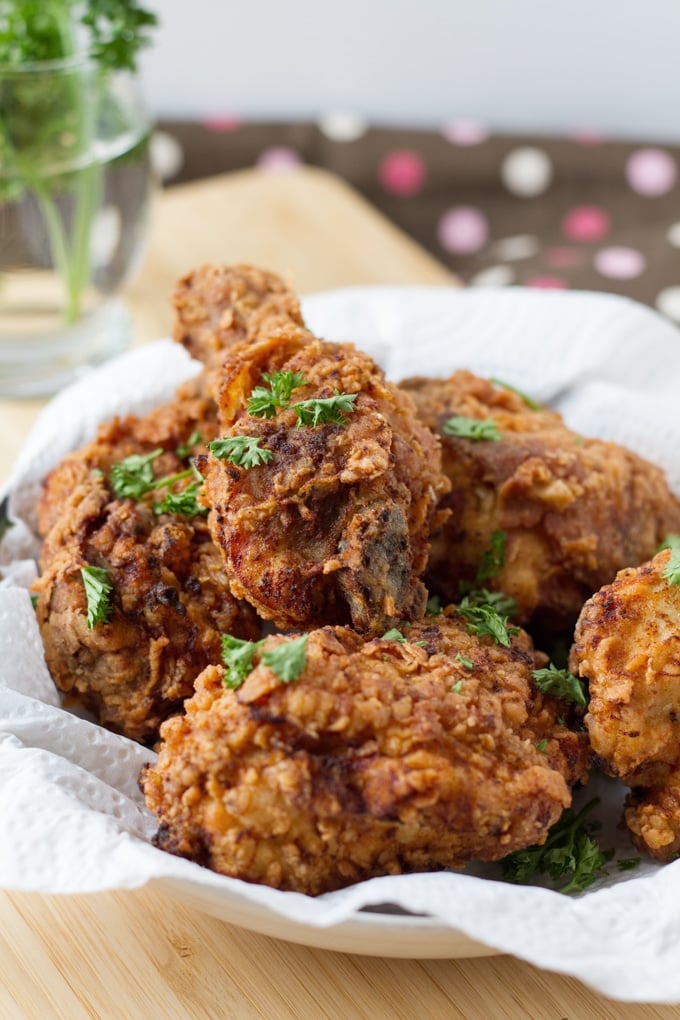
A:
[[154, 119, 680, 322]]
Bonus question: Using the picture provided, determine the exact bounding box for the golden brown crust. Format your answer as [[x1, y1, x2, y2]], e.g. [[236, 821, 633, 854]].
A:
[[202, 330, 449, 634], [140, 613, 589, 894], [403, 370, 680, 630], [34, 391, 259, 743]]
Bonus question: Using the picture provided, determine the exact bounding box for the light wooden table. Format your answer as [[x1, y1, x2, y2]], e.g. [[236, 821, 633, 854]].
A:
[[2, 166, 679, 1019]]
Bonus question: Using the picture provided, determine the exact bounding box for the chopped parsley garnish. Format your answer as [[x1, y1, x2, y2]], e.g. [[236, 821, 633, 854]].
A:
[[382, 628, 407, 643], [109, 448, 163, 500], [153, 481, 207, 517], [425, 594, 442, 617], [247, 370, 308, 418], [460, 586, 518, 619], [532, 663, 588, 708], [208, 435, 274, 469], [221, 632, 309, 687], [443, 415, 501, 442], [177, 431, 203, 459], [618, 856, 641, 872], [455, 653, 474, 669], [30, 592, 39, 610], [458, 596, 519, 647], [502, 799, 614, 893], [489, 377, 541, 411], [535, 738, 548, 752], [662, 548, 680, 586], [293, 391, 358, 428], [80, 565, 113, 629], [658, 533, 680, 553], [450, 680, 463, 694], [221, 634, 265, 689], [476, 530, 506, 585], [261, 633, 309, 683]]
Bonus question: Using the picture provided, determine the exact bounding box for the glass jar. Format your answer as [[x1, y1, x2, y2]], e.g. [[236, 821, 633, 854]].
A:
[[0, 56, 152, 396]]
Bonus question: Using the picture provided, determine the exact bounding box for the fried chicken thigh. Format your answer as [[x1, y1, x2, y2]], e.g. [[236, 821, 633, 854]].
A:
[[570, 548, 680, 861], [403, 371, 680, 631], [34, 381, 259, 743], [201, 328, 448, 634], [140, 613, 588, 894]]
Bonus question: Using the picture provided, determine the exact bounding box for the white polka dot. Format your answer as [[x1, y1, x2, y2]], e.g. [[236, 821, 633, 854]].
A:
[[318, 112, 368, 142], [150, 130, 183, 181], [469, 265, 515, 287], [655, 286, 680, 322], [490, 235, 540, 261], [667, 222, 680, 248], [501, 147, 553, 197]]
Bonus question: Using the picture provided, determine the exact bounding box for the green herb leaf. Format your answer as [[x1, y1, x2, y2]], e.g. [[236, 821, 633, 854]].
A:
[[535, 738, 548, 752], [293, 391, 358, 428], [662, 548, 680, 586], [532, 663, 588, 708], [617, 856, 641, 872], [80, 565, 113, 628], [221, 634, 265, 689], [247, 370, 308, 418], [450, 680, 463, 694], [443, 415, 501, 441], [489, 377, 541, 411], [455, 653, 474, 669], [176, 430, 203, 459], [109, 448, 163, 499], [153, 481, 207, 517], [425, 594, 442, 617], [458, 595, 520, 647], [382, 628, 407, 643], [459, 586, 518, 619], [208, 435, 274, 469], [658, 533, 680, 553], [502, 799, 614, 893], [476, 530, 506, 585], [262, 633, 309, 683]]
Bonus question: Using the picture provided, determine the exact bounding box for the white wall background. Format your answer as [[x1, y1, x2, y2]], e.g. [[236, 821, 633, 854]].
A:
[[141, 0, 680, 141]]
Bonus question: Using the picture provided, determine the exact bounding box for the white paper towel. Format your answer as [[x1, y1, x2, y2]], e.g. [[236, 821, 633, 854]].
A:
[[2, 285, 680, 1002]]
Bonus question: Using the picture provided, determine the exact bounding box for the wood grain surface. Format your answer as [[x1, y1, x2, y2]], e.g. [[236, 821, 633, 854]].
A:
[[1, 166, 678, 1019]]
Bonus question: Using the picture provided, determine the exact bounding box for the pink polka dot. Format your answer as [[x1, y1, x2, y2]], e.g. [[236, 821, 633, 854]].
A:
[[203, 115, 241, 132], [378, 150, 426, 196], [524, 275, 568, 290], [562, 205, 610, 242], [256, 147, 303, 172], [441, 120, 489, 146], [437, 206, 489, 255], [594, 246, 646, 279], [544, 246, 585, 268], [571, 129, 605, 146], [626, 148, 677, 196]]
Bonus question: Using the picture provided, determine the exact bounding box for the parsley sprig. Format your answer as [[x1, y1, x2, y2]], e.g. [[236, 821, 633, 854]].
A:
[[443, 415, 501, 442], [208, 435, 274, 469], [502, 799, 614, 894], [662, 548, 680, 586], [248, 370, 308, 418], [221, 632, 309, 688], [458, 594, 520, 647], [490, 377, 541, 411], [80, 564, 113, 628], [109, 449, 204, 515], [532, 663, 588, 708], [293, 391, 358, 428]]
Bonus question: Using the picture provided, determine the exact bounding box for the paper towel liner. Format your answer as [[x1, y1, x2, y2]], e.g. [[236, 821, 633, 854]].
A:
[[2, 286, 680, 1002]]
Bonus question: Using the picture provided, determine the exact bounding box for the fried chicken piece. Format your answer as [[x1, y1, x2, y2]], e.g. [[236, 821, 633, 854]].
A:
[[403, 370, 680, 631], [570, 548, 680, 861], [140, 613, 588, 894], [172, 263, 306, 373], [34, 386, 260, 743], [200, 327, 449, 634]]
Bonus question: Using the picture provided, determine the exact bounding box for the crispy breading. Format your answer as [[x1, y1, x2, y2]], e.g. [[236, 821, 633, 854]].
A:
[[403, 370, 680, 631], [34, 387, 259, 743], [172, 263, 305, 372], [570, 548, 680, 861], [201, 328, 449, 634], [140, 613, 588, 894]]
